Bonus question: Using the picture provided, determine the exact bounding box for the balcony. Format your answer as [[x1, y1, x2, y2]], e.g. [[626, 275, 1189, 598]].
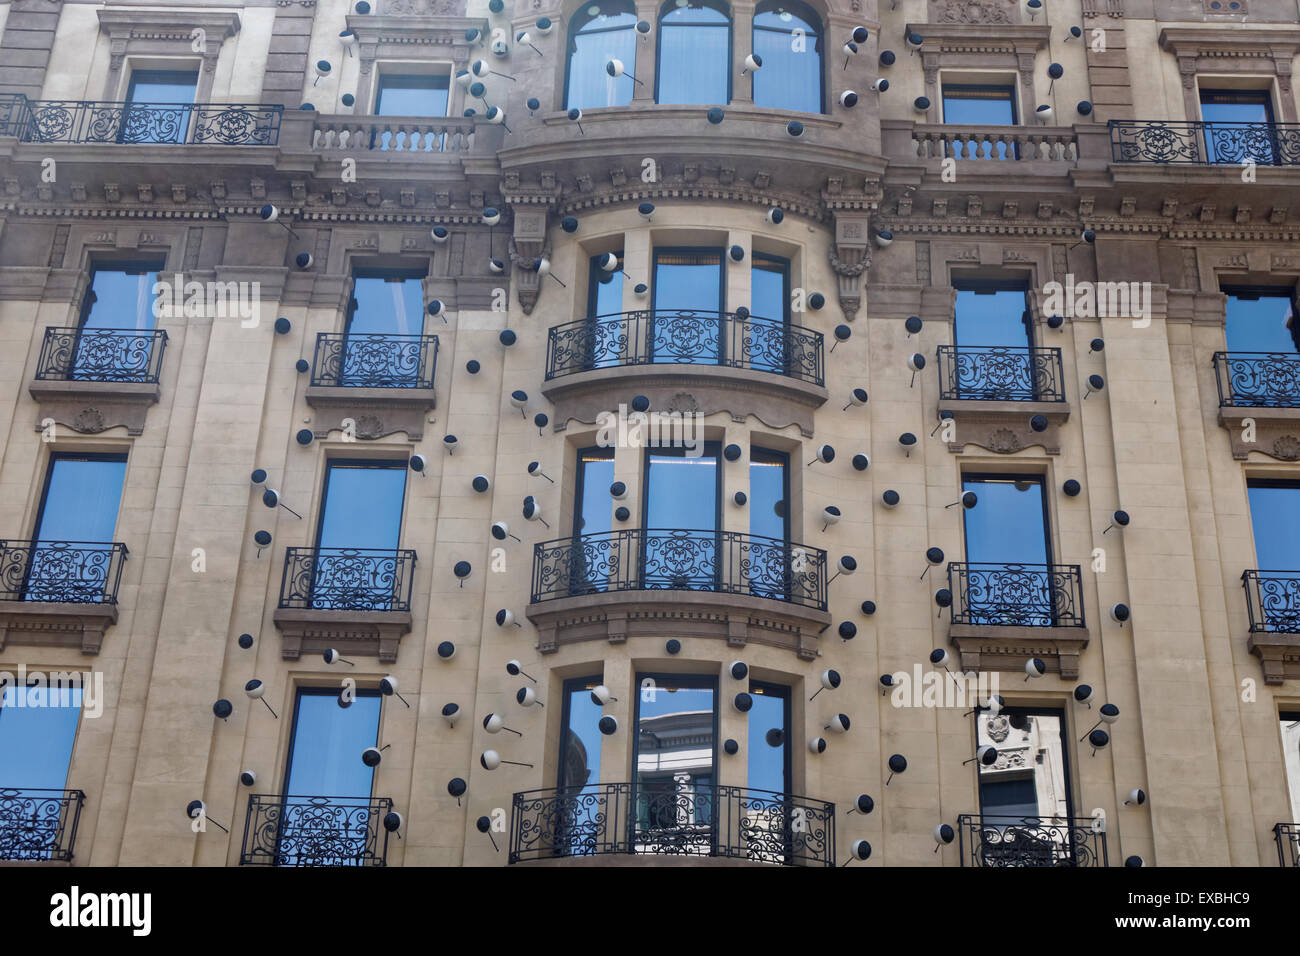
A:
[[1212, 352, 1300, 460], [509, 783, 834, 867], [0, 789, 85, 862], [1276, 823, 1300, 867], [311, 114, 480, 155], [936, 345, 1069, 455], [910, 124, 1079, 165], [946, 562, 1089, 679], [0, 540, 127, 654], [271, 547, 417, 664], [526, 530, 831, 660], [304, 332, 438, 441], [29, 327, 167, 437], [1109, 120, 1300, 166], [541, 310, 827, 438], [956, 814, 1108, 867], [0, 93, 281, 146], [239, 794, 393, 867], [1241, 570, 1300, 684]]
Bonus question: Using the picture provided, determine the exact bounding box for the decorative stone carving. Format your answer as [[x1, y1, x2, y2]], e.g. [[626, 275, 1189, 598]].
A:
[[940, 401, 1070, 456], [934, 0, 1014, 24], [29, 381, 160, 437], [0, 603, 119, 655], [274, 608, 411, 664], [950, 624, 1090, 679]]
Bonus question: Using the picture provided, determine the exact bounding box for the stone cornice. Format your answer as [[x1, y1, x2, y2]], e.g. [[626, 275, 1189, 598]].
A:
[[1158, 25, 1300, 59], [907, 21, 1051, 54], [552, 184, 828, 223], [97, 8, 242, 39]]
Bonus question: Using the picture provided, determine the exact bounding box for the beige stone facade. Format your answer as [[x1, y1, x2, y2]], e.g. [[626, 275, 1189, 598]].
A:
[[0, 0, 1298, 868]]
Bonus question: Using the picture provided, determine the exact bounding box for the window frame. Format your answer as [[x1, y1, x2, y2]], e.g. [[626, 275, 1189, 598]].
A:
[[975, 703, 1078, 824], [960, 471, 1054, 567], [747, 678, 791, 795], [1198, 87, 1276, 125], [372, 71, 451, 118], [573, 445, 615, 538], [313, 458, 410, 551], [32, 452, 128, 544], [941, 83, 1019, 126], [282, 685, 382, 799], [650, 245, 727, 366], [563, 0, 639, 111], [750, 0, 824, 114], [558, 674, 605, 792], [640, 440, 724, 533], [654, 0, 734, 106], [631, 670, 720, 781], [1222, 284, 1300, 353], [749, 446, 790, 544], [951, 277, 1035, 349]]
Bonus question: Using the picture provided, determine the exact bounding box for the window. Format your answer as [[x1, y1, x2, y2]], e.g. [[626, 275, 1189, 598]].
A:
[[73, 262, 163, 382], [748, 253, 794, 376], [1247, 480, 1300, 571], [942, 84, 1017, 158], [643, 442, 722, 589], [751, 1, 822, 113], [565, 0, 638, 110], [1200, 89, 1276, 165], [1223, 287, 1298, 354], [961, 474, 1053, 625], [747, 681, 790, 794], [375, 73, 449, 117], [749, 447, 790, 601], [951, 280, 1043, 401], [976, 706, 1075, 862], [340, 270, 427, 387], [570, 447, 615, 593], [312, 460, 407, 609], [633, 673, 717, 847], [280, 688, 382, 866], [559, 676, 605, 792], [123, 69, 197, 144], [578, 252, 626, 371], [0, 681, 82, 860], [1282, 711, 1300, 825], [656, 0, 731, 106], [28, 453, 127, 601], [651, 248, 725, 364]]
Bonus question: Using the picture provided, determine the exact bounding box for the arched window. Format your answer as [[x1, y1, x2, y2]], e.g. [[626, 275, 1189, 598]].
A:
[[565, 1, 639, 110], [656, 0, 732, 105], [751, 1, 823, 113]]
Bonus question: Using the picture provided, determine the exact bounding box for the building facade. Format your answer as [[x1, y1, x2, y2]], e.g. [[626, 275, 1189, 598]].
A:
[[0, 0, 1299, 868]]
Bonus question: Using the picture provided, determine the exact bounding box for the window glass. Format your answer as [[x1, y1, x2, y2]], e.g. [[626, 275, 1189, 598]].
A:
[[953, 285, 1032, 349], [961, 475, 1049, 565], [748, 448, 787, 542], [316, 461, 407, 551], [284, 690, 381, 797], [82, 266, 160, 332], [1247, 480, 1300, 570], [559, 677, 604, 791], [751, 3, 821, 113], [977, 708, 1072, 833], [657, 0, 731, 105], [645, 443, 720, 531], [589, 252, 626, 319], [35, 455, 127, 543], [750, 255, 788, 323], [124, 70, 197, 144], [575, 447, 615, 537], [375, 74, 449, 117], [747, 681, 788, 794], [1200, 90, 1272, 126], [652, 249, 724, 364], [1224, 290, 1297, 354], [633, 674, 716, 843], [1200, 91, 1275, 164], [126, 70, 197, 106], [0, 683, 82, 790], [942, 85, 1016, 125], [566, 1, 638, 109], [1282, 711, 1300, 825]]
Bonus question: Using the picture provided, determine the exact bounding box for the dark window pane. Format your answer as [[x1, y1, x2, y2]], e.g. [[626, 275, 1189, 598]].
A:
[[566, 2, 638, 109], [1224, 291, 1296, 354], [954, 286, 1031, 348], [751, 5, 821, 113], [83, 268, 160, 332], [127, 71, 198, 106], [942, 86, 1016, 125], [0, 683, 82, 790], [657, 1, 730, 105], [1247, 481, 1300, 569]]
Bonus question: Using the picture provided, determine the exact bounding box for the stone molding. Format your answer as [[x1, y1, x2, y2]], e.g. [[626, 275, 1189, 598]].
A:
[[273, 608, 413, 664], [28, 380, 161, 436], [0, 602, 119, 655], [950, 623, 1090, 679]]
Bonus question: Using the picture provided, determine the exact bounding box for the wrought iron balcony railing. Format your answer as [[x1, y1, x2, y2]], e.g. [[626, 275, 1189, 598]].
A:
[[1109, 119, 1300, 166], [937, 345, 1067, 403], [310, 332, 438, 389], [35, 327, 168, 385], [278, 547, 417, 612], [948, 562, 1085, 628], [957, 814, 1108, 867], [0, 789, 85, 862], [509, 783, 834, 866], [239, 794, 393, 866], [0, 540, 128, 604], [1276, 822, 1300, 866], [0, 94, 282, 145], [1242, 570, 1300, 633], [545, 310, 824, 386], [1213, 352, 1300, 408], [531, 529, 827, 611]]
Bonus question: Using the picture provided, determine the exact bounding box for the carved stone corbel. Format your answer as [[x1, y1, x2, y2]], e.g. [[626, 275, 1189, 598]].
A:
[[506, 208, 550, 314]]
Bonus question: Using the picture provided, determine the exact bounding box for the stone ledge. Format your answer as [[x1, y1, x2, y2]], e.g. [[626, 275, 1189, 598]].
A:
[[272, 607, 412, 665], [0, 601, 119, 655], [512, 854, 777, 867], [950, 623, 1090, 679], [304, 386, 435, 440], [937, 398, 1071, 455], [28, 379, 161, 437], [1218, 406, 1300, 461], [526, 589, 830, 661], [1247, 631, 1300, 686], [541, 366, 828, 439]]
